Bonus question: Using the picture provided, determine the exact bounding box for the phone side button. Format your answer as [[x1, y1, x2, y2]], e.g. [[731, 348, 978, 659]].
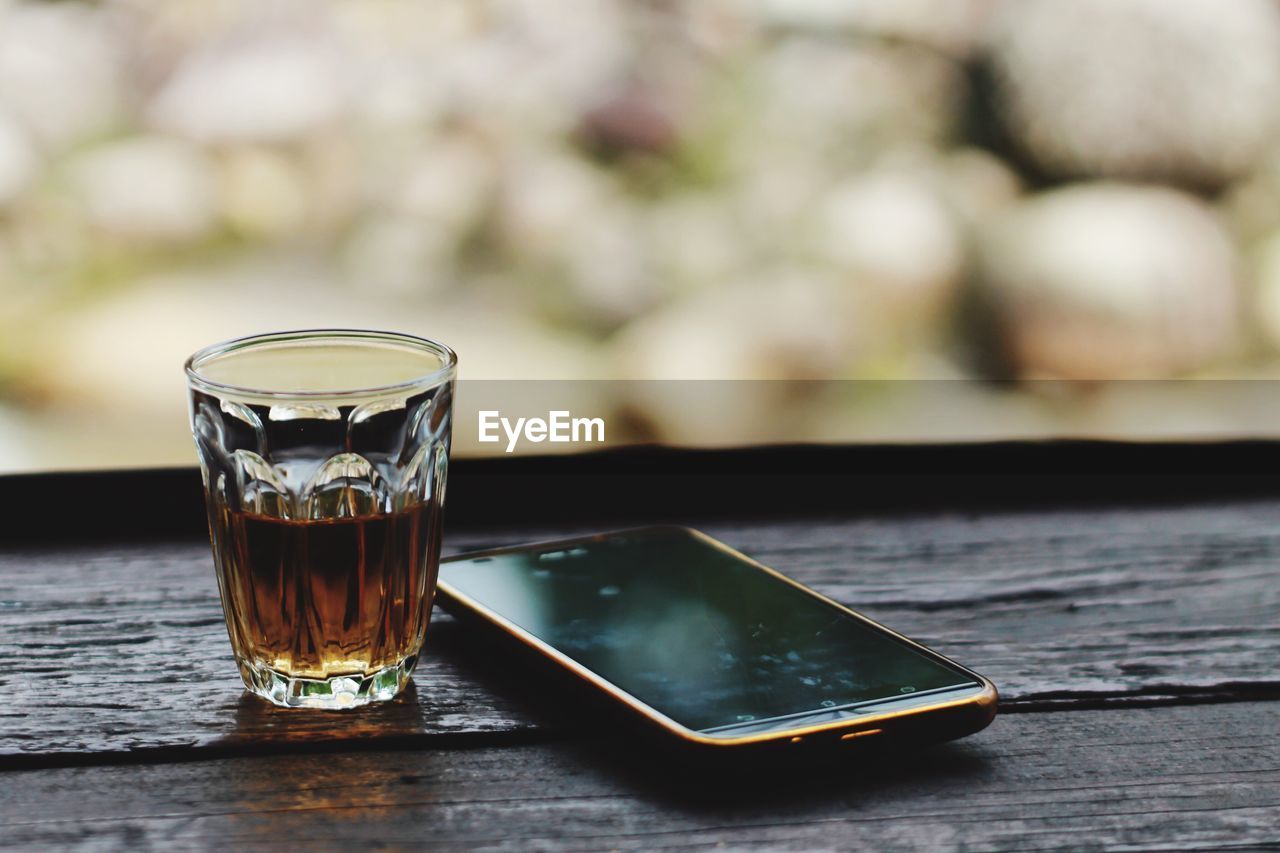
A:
[[839, 728, 882, 741]]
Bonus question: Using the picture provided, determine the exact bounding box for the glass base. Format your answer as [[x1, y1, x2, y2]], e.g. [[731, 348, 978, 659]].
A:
[[238, 655, 416, 710]]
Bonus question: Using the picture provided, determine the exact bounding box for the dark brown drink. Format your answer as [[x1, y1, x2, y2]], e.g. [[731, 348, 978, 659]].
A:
[[210, 502, 441, 688], [187, 330, 455, 708]]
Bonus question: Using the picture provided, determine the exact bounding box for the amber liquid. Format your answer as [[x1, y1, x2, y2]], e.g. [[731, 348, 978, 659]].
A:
[[211, 503, 440, 680]]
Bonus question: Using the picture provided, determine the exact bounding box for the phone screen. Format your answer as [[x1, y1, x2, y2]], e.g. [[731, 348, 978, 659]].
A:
[[439, 527, 981, 737]]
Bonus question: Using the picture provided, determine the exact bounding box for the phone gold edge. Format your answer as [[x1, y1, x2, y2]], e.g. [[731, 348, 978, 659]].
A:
[[436, 524, 999, 750]]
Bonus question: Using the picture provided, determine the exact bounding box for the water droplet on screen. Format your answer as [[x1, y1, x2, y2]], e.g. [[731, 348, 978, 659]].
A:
[[900, 686, 916, 694], [598, 585, 621, 597]]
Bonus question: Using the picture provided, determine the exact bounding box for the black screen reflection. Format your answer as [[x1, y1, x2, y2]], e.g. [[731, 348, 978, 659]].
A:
[[440, 528, 976, 733]]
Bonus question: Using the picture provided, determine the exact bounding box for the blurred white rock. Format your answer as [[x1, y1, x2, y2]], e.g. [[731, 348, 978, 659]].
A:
[[679, 0, 759, 55], [732, 155, 829, 252], [979, 184, 1239, 379], [31, 261, 606, 420], [647, 192, 744, 289], [609, 271, 879, 443], [347, 53, 450, 130], [816, 170, 964, 319], [752, 0, 996, 57], [440, 309, 603, 382], [1249, 231, 1280, 351], [294, 134, 363, 235], [433, 0, 628, 136], [493, 148, 659, 328], [0, 2, 123, 150], [69, 136, 217, 242], [936, 148, 1022, 226], [341, 214, 454, 298], [333, 2, 482, 128], [0, 109, 37, 207], [394, 137, 493, 232], [149, 36, 347, 143], [557, 200, 655, 328], [611, 271, 871, 381], [219, 147, 309, 239], [496, 148, 618, 260], [748, 37, 964, 159], [986, 0, 1280, 187], [0, 402, 38, 471]]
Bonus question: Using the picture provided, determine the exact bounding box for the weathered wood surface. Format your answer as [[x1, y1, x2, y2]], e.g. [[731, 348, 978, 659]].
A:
[[0, 539, 539, 764], [3, 502, 1279, 762], [3, 703, 1277, 850]]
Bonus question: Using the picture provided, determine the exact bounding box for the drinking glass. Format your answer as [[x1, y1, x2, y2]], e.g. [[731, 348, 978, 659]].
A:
[[185, 330, 456, 709]]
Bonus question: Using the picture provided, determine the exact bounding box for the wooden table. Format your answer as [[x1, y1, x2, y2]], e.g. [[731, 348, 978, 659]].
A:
[[2, 445, 1278, 850]]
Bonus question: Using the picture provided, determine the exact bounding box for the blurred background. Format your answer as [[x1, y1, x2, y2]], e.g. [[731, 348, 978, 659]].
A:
[[5, 0, 1280, 470]]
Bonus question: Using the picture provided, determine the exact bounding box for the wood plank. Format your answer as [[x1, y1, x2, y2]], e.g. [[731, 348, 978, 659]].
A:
[[720, 506, 1280, 707], [2, 703, 1277, 850], [0, 540, 533, 760], [3, 502, 1279, 761]]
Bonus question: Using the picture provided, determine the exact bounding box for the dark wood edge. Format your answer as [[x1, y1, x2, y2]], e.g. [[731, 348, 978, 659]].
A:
[[3, 440, 1279, 543]]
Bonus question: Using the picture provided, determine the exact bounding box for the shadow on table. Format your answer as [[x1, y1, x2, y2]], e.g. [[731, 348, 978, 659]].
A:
[[564, 735, 993, 813], [428, 616, 996, 810]]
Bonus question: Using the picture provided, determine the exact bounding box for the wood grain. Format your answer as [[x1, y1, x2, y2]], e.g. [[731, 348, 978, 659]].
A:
[[3, 703, 1277, 850], [3, 501, 1278, 762], [0, 540, 536, 762]]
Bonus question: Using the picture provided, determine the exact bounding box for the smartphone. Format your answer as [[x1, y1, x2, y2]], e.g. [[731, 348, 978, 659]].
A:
[[437, 526, 996, 757]]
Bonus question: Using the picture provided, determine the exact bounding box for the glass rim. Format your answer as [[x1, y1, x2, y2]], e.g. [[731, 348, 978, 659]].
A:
[[185, 328, 457, 401]]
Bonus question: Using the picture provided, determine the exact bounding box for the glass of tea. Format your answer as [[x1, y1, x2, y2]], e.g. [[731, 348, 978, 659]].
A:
[[185, 330, 456, 709]]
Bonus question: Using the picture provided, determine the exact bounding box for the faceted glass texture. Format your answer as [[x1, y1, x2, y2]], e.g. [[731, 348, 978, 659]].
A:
[[186, 331, 455, 709]]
